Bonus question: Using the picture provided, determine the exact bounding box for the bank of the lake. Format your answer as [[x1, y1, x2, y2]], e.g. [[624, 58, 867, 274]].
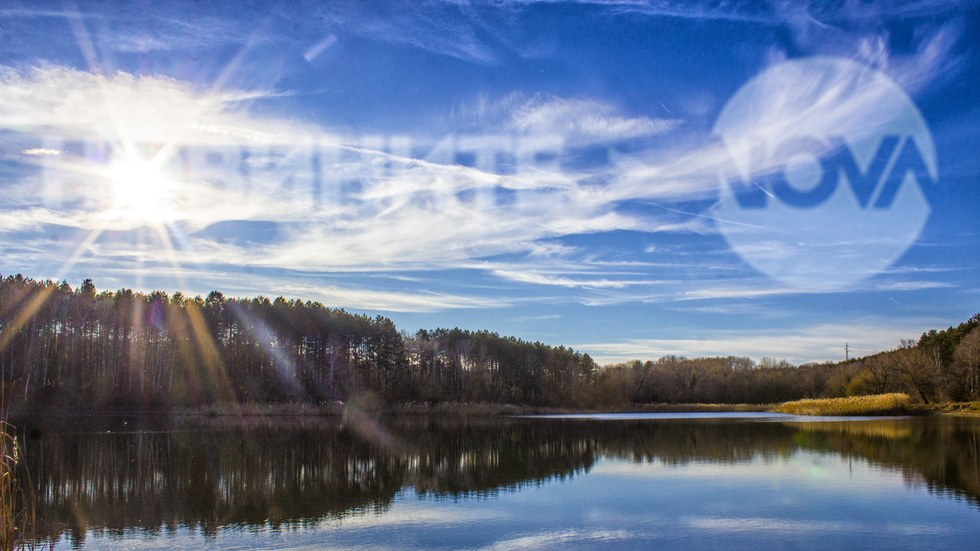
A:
[[8, 400, 775, 424], [164, 398, 980, 420], [10, 397, 980, 428], [772, 393, 980, 417], [773, 393, 913, 416]]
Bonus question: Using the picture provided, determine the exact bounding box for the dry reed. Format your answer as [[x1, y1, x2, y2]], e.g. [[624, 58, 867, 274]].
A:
[[0, 387, 34, 551], [773, 393, 912, 416]]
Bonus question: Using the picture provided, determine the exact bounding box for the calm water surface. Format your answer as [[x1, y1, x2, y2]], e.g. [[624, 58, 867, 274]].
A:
[[21, 413, 980, 550]]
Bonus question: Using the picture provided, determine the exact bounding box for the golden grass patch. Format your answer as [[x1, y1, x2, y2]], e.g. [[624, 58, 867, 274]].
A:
[[773, 393, 912, 416]]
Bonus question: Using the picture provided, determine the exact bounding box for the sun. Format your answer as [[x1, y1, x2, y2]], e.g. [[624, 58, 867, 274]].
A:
[[105, 157, 178, 225]]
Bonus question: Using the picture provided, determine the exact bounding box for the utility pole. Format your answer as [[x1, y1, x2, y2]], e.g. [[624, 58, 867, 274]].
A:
[[845, 342, 850, 361]]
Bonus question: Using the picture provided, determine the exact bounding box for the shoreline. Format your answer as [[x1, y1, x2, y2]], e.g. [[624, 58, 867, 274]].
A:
[[7, 401, 772, 424], [7, 399, 980, 425]]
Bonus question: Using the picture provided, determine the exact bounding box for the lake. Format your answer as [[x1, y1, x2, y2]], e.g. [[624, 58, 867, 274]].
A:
[[20, 412, 980, 550]]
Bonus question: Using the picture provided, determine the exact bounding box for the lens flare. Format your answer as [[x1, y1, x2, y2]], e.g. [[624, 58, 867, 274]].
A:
[[105, 157, 177, 224]]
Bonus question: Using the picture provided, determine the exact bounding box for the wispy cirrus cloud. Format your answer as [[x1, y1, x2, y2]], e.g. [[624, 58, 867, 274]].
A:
[[462, 93, 682, 144], [0, 0, 966, 308], [0, 63, 697, 311], [308, 1, 502, 64], [0, 63, 701, 256], [257, 280, 511, 313], [872, 281, 955, 292], [491, 269, 654, 289], [0, 65, 309, 141], [517, 103, 676, 142], [304, 0, 972, 82]]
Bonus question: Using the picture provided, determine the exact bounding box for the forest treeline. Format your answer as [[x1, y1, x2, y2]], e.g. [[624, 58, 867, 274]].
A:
[[0, 273, 977, 412]]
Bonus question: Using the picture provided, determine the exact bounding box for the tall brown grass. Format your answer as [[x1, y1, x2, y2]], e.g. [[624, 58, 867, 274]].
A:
[[773, 393, 912, 416], [0, 387, 33, 551]]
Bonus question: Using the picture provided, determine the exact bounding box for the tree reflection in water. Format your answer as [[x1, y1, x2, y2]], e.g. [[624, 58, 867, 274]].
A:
[[18, 415, 980, 546]]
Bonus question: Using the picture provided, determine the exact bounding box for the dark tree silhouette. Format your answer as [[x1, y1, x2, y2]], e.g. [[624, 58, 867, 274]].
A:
[[0, 273, 976, 412]]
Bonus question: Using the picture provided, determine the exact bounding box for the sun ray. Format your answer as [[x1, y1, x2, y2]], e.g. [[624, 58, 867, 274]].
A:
[[228, 303, 304, 399], [21, 8, 290, 301], [154, 224, 190, 291], [55, 227, 104, 280], [184, 301, 237, 404], [0, 221, 106, 359], [67, 9, 140, 162], [0, 284, 56, 357]]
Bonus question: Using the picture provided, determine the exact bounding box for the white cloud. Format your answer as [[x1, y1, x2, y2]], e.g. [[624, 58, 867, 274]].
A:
[[678, 286, 805, 301], [507, 95, 681, 142], [492, 269, 651, 289], [872, 281, 955, 292], [459, 93, 681, 144], [685, 516, 863, 534], [578, 319, 946, 365], [510, 314, 561, 322], [0, 13, 965, 312], [21, 148, 60, 156], [684, 515, 951, 537], [0, 66, 213, 137], [0, 65, 703, 315], [275, 283, 509, 313], [304, 35, 338, 62], [474, 529, 633, 551], [0, 66, 698, 270], [31, 258, 512, 313]]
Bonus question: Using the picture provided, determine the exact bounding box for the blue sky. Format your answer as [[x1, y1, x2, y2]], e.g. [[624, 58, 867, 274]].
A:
[[0, 0, 978, 364]]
